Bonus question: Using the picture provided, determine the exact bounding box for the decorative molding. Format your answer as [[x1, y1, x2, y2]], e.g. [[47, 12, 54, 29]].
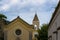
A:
[[57, 27, 60, 30], [53, 31, 57, 33]]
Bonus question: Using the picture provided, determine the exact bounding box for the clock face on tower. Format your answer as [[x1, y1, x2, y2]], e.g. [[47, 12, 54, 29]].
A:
[[15, 29, 21, 35]]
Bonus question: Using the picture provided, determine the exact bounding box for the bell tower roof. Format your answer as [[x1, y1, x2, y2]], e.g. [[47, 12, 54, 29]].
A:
[[33, 14, 39, 21]]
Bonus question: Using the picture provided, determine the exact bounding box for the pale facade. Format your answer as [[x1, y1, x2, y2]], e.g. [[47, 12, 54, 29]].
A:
[[48, 1, 60, 40], [0, 14, 40, 40]]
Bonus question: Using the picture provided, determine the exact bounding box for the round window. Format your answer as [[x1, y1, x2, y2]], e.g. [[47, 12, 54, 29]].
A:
[[15, 29, 21, 35]]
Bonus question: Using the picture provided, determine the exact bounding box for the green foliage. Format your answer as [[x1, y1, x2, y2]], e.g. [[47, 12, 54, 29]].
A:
[[37, 24, 48, 40], [0, 13, 10, 24], [0, 14, 7, 20]]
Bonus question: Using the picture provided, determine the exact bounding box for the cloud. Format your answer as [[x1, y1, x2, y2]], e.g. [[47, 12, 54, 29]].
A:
[[0, 0, 58, 11], [26, 0, 46, 5], [0, 0, 20, 11], [0, 0, 59, 25], [0, 0, 46, 10], [0, 4, 9, 11], [10, 0, 19, 4]]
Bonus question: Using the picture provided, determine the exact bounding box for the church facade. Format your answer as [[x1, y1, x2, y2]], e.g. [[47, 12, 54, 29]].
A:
[[0, 14, 40, 40], [48, 1, 60, 40]]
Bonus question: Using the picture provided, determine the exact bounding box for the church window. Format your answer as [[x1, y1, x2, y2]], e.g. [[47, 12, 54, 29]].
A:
[[15, 29, 21, 35], [35, 34, 37, 38], [49, 36, 52, 40]]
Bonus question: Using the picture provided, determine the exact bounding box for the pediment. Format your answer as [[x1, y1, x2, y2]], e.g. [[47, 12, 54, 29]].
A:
[[4, 16, 34, 31]]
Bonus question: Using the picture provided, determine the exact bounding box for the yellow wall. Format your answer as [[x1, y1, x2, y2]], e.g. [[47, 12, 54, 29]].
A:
[[4, 18, 34, 40]]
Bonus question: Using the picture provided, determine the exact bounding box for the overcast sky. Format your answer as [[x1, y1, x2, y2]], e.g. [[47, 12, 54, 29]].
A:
[[0, 0, 59, 25]]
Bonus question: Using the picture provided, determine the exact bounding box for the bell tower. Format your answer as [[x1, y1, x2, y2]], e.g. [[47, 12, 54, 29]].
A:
[[32, 13, 40, 30], [32, 13, 40, 40]]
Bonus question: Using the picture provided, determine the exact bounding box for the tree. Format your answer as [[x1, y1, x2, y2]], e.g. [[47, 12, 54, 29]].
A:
[[37, 24, 48, 40], [0, 13, 10, 24], [0, 14, 7, 20]]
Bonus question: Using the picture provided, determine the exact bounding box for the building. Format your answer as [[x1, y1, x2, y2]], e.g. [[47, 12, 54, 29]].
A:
[[48, 1, 60, 40], [0, 14, 40, 40]]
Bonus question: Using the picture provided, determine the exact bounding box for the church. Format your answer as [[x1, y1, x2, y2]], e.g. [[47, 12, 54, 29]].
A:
[[48, 1, 60, 40], [0, 14, 40, 40]]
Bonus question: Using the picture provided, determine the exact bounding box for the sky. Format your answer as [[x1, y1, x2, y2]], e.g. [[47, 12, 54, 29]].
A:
[[0, 0, 59, 26]]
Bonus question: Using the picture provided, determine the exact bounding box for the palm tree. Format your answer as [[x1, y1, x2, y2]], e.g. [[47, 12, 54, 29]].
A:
[[0, 14, 7, 20]]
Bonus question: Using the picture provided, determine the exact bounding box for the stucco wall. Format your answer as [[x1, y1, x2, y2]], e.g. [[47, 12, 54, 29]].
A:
[[7, 22, 30, 40], [4, 18, 33, 40]]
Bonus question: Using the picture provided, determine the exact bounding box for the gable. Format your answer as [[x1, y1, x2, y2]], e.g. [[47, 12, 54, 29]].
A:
[[4, 21, 33, 40], [4, 16, 34, 32]]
